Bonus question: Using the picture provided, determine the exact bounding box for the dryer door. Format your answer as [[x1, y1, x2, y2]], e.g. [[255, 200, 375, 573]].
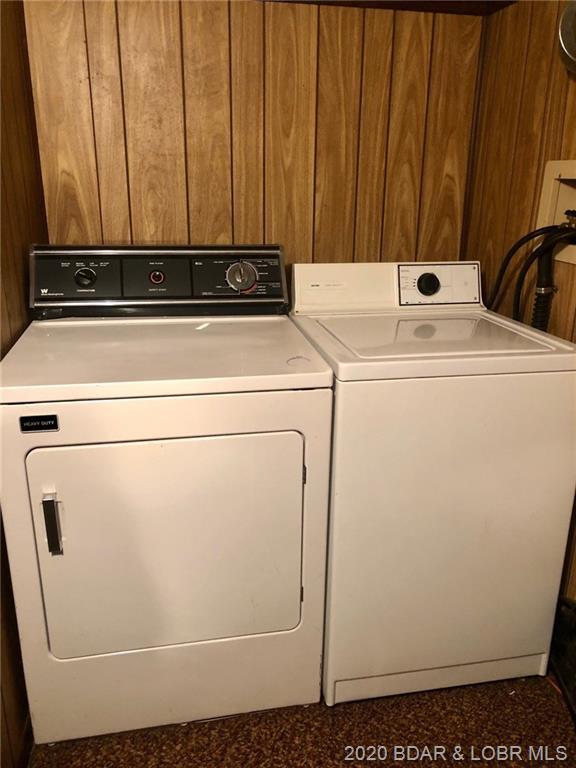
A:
[[27, 431, 304, 658]]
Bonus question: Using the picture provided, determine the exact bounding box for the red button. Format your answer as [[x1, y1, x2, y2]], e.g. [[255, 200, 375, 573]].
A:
[[149, 270, 165, 285]]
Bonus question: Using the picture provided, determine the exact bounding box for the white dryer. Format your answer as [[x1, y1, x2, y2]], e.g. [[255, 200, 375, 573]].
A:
[[0, 245, 332, 742], [292, 261, 576, 706]]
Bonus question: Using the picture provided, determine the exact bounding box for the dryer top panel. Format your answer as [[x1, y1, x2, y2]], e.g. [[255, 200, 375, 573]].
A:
[[292, 311, 576, 380], [0, 317, 332, 403]]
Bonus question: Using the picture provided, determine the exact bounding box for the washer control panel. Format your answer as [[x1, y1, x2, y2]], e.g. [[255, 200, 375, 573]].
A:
[[398, 263, 481, 306], [31, 245, 288, 317]]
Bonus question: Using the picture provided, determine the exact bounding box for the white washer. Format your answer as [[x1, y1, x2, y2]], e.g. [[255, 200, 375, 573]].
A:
[[292, 261, 576, 706], [0, 245, 332, 742]]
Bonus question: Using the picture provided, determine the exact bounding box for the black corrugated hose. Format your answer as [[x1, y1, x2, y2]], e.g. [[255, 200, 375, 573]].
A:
[[512, 228, 576, 327], [487, 224, 560, 311], [488, 210, 576, 331]]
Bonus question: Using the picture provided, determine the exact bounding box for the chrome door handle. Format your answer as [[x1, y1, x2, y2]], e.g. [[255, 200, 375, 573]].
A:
[[42, 494, 63, 556]]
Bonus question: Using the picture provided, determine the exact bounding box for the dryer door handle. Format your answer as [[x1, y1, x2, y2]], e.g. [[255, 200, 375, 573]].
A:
[[42, 494, 63, 556]]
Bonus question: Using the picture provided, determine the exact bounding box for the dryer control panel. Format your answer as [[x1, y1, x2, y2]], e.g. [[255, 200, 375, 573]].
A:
[[31, 245, 288, 318]]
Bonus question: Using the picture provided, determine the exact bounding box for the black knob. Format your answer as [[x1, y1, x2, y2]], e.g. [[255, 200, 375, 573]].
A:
[[417, 272, 441, 296], [74, 268, 97, 287]]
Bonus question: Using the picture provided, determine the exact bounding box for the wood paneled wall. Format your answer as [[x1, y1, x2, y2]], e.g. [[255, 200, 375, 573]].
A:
[[463, 0, 576, 598], [1, 1, 47, 765], [464, 0, 576, 340], [24, 0, 482, 264]]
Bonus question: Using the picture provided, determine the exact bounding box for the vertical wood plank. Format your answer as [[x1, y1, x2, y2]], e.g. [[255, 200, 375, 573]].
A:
[[117, 0, 187, 243], [505, 1, 561, 247], [230, 0, 264, 244], [84, 0, 131, 243], [417, 14, 481, 262], [314, 6, 363, 263], [182, 0, 233, 244], [24, 0, 101, 243], [265, 2, 318, 264], [460, 8, 501, 268], [2, 0, 47, 361], [561, 75, 576, 160], [381, 11, 433, 262], [463, 2, 532, 288], [498, 2, 567, 319], [354, 10, 393, 263], [528, 2, 570, 227], [1, 285, 12, 356]]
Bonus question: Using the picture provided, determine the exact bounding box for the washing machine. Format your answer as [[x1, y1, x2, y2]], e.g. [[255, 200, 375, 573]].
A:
[[292, 260, 576, 706], [0, 245, 332, 743]]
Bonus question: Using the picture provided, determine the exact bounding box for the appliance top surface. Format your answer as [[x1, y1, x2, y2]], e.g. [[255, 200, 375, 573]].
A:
[[0, 316, 332, 403], [292, 310, 576, 380], [318, 312, 553, 357]]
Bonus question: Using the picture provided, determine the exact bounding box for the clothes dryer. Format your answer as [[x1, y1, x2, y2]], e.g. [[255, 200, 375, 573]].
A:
[[1, 245, 332, 742]]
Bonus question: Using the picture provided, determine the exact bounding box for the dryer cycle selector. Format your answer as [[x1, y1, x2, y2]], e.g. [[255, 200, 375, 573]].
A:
[[226, 261, 258, 292], [417, 272, 441, 296], [74, 268, 97, 288]]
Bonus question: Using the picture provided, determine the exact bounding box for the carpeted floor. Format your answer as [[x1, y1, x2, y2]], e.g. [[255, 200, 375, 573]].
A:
[[29, 677, 575, 768]]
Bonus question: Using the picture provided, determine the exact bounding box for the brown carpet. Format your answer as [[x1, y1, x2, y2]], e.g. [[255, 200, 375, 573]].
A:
[[29, 678, 576, 768]]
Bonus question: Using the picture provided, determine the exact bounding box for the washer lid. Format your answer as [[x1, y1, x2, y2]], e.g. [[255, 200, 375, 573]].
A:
[[0, 316, 332, 403], [293, 310, 576, 380]]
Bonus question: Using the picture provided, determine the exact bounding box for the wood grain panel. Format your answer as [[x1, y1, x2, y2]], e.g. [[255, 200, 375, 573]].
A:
[[1, 5, 46, 760], [230, 1, 264, 244], [25, 0, 497, 267], [464, 1, 532, 290], [24, 0, 101, 243], [117, 0, 187, 243], [381, 11, 433, 262], [265, 0, 515, 15], [504, 1, 560, 246], [416, 14, 481, 262], [478, 1, 555, 316], [84, 0, 131, 243], [353, 9, 393, 262], [182, 1, 233, 243], [265, 2, 318, 263], [464, 0, 576, 326], [2, 0, 47, 353], [0, 170, 27, 355], [561, 75, 576, 160], [314, 5, 363, 263]]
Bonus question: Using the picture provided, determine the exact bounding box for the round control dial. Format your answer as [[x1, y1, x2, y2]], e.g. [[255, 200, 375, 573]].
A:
[[149, 270, 165, 285], [226, 261, 258, 292], [74, 267, 97, 288], [417, 272, 441, 297]]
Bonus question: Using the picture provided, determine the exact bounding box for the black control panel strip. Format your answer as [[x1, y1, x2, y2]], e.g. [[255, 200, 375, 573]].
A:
[[30, 245, 289, 318]]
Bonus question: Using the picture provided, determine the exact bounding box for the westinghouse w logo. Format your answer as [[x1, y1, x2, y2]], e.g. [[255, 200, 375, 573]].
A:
[[40, 288, 48, 294]]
